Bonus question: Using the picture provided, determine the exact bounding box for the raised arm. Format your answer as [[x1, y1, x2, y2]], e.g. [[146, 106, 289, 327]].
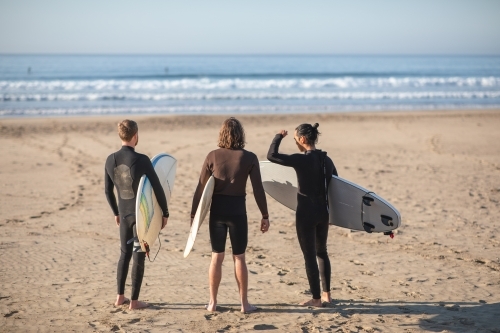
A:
[[249, 155, 269, 219], [267, 133, 301, 167], [190, 154, 212, 218], [144, 158, 169, 218]]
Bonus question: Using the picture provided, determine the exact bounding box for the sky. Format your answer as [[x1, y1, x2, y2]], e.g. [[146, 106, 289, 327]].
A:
[[0, 0, 499, 55]]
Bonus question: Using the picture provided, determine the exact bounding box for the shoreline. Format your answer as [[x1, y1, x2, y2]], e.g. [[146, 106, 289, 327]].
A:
[[1, 108, 499, 136]]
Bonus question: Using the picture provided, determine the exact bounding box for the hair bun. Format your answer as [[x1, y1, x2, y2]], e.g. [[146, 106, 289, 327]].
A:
[[312, 123, 319, 129]]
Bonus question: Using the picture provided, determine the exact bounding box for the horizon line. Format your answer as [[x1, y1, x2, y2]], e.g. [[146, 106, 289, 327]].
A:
[[1, 52, 500, 57]]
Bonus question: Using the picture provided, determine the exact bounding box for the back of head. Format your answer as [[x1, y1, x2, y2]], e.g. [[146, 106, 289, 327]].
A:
[[117, 119, 138, 142], [218, 117, 245, 149], [295, 122, 320, 145]]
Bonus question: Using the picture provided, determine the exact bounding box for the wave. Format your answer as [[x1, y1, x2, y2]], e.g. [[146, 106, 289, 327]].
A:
[[1, 77, 500, 92], [2, 103, 500, 117], [3, 91, 500, 102]]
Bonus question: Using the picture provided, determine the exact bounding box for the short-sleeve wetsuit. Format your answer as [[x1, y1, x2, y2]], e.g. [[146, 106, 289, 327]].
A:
[[105, 145, 169, 300], [267, 134, 338, 300], [191, 148, 269, 255]]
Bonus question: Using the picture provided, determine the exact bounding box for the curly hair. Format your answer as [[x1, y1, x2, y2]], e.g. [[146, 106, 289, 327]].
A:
[[117, 119, 138, 142], [218, 117, 245, 149]]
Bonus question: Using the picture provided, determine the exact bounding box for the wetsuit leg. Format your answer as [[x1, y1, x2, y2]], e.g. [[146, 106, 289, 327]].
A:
[[131, 224, 145, 300], [315, 215, 331, 293], [296, 202, 322, 299], [117, 216, 134, 295], [226, 215, 248, 255], [209, 213, 229, 253]]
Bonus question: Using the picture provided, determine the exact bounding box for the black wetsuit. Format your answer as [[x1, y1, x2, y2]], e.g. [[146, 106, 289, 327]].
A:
[[267, 134, 338, 300], [105, 146, 169, 300]]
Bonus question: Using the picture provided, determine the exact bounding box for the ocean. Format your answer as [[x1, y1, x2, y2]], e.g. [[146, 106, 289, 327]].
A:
[[1, 55, 500, 117]]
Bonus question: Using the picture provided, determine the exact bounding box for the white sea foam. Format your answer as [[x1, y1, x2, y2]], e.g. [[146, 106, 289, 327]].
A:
[[2, 103, 500, 117], [3, 91, 500, 102], [1, 77, 500, 92]]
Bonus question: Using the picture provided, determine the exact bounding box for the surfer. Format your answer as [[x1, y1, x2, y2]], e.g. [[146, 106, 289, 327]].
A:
[[267, 123, 338, 307], [191, 117, 270, 313], [104, 119, 169, 310]]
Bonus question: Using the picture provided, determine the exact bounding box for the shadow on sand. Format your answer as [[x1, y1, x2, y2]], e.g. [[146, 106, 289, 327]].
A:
[[146, 300, 499, 332]]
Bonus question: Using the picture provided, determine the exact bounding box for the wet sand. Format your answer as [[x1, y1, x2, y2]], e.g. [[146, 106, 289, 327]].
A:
[[1, 110, 499, 332]]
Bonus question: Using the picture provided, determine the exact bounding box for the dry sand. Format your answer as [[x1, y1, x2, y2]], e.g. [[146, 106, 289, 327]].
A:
[[0, 110, 499, 333]]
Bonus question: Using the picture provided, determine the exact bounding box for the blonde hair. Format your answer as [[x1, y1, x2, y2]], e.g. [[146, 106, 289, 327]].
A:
[[218, 117, 245, 149], [117, 119, 138, 142]]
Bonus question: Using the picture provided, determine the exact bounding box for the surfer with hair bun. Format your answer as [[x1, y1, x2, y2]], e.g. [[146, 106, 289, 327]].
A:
[[191, 117, 270, 313], [267, 122, 338, 307], [105, 119, 169, 310]]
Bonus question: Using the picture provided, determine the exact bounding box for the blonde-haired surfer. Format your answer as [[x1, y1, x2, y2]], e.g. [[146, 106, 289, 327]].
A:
[[104, 119, 169, 310]]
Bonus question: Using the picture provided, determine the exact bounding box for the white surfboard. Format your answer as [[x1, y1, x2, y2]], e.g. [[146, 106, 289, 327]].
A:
[[136, 153, 177, 254], [259, 161, 401, 233], [184, 175, 215, 258]]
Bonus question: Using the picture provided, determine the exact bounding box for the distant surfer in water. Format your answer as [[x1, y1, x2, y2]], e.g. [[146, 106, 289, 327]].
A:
[[267, 123, 338, 307], [191, 117, 270, 313], [104, 119, 169, 310]]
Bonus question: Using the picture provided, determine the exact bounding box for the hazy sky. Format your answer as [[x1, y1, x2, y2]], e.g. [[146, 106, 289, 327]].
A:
[[1, 0, 499, 54]]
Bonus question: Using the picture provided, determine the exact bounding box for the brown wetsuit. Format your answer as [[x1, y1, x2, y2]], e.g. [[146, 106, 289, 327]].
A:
[[191, 148, 268, 255]]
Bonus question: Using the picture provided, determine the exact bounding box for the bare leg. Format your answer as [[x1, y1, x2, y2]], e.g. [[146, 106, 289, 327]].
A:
[[299, 298, 323, 307], [114, 294, 129, 306], [233, 253, 257, 313], [322, 291, 332, 303], [207, 252, 224, 311], [129, 300, 149, 310]]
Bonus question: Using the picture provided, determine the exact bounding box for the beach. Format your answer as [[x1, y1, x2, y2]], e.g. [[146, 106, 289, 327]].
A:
[[1, 110, 499, 333]]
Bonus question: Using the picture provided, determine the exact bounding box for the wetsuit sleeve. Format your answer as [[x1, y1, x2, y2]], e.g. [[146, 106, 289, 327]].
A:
[[144, 157, 169, 218], [104, 163, 119, 216], [267, 134, 301, 166], [190, 154, 212, 218], [249, 155, 269, 219]]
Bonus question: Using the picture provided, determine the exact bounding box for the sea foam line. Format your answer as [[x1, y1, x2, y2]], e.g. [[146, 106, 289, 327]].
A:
[[3, 91, 500, 102], [1, 76, 500, 91]]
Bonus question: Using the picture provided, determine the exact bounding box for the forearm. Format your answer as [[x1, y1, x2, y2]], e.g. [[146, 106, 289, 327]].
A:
[[267, 134, 294, 166], [104, 171, 119, 216]]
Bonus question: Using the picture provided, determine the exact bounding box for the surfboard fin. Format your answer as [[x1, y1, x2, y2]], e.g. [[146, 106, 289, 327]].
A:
[[143, 241, 150, 259], [381, 215, 394, 227], [363, 222, 375, 233], [362, 196, 374, 206]]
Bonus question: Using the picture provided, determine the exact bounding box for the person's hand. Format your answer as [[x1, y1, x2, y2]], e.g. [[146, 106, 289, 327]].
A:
[[260, 218, 270, 233], [279, 130, 288, 138], [115, 215, 120, 227], [161, 217, 168, 230]]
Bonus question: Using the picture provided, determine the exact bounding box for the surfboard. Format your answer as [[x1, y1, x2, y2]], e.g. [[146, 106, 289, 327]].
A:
[[259, 161, 401, 233], [184, 175, 215, 258], [135, 153, 177, 255]]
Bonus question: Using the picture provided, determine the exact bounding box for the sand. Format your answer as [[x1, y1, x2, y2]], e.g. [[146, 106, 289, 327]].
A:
[[0, 110, 499, 333]]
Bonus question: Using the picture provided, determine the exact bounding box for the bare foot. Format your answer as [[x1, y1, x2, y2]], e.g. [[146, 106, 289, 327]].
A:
[[321, 291, 332, 303], [241, 304, 259, 313], [206, 301, 217, 312], [129, 300, 149, 310], [114, 295, 129, 306], [299, 298, 323, 307]]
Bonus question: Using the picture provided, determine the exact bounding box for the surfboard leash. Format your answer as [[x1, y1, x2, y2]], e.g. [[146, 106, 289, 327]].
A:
[[145, 235, 161, 262]]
